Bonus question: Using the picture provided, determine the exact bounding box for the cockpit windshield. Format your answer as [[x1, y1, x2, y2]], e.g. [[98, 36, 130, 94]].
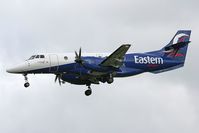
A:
[[28, 55, 36, 60], [28, 55, 45, 60]]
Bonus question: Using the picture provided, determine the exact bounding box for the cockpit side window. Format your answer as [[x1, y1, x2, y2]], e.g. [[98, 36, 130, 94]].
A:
[[35, 55, 39, 58], [40, 55, 45, 58]]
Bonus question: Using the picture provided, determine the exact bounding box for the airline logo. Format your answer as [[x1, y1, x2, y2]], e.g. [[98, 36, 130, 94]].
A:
[[134, 56, 163, 64], [173, 33, 189, 44]]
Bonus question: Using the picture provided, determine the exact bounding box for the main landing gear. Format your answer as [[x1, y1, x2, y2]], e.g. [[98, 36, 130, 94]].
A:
[[85, 84, 92, 96], [107, 74, 114, 84], [23, 74, 30, 88]]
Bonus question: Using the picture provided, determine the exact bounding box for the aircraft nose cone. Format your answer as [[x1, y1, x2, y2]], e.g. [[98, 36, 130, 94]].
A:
[[6, 62, 28, 74], [6, 68, 18, 73], [6, 68, 12, 73]]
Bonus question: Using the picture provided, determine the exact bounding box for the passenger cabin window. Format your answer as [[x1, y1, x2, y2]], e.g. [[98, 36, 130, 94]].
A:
[[64, 56, 68, 60]]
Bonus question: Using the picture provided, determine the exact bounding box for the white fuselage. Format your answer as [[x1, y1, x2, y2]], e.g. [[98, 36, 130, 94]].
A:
[[6, 53, 110, 73]]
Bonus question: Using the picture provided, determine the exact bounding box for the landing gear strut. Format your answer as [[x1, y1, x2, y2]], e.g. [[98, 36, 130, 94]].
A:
[[107, 74, 114, 84], [23, 74, 30, 88], [85, 84, 92, 96]]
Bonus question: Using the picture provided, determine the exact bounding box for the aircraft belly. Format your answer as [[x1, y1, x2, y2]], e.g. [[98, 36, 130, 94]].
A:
[[61, 74, 89, 85], [115, 67, 144, 77]]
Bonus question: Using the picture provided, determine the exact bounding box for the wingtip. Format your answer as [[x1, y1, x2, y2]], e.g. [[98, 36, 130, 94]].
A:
[[122, 44, 131, 47]]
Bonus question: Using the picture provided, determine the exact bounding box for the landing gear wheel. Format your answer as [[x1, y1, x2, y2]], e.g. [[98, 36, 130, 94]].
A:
[[107, 78, 113, 84], [23, 74, 30, 88], [85, 83, 92, 96], [85, 89, 92, 96], [107, 74, 114, 84], [24, 82, 30, 88]]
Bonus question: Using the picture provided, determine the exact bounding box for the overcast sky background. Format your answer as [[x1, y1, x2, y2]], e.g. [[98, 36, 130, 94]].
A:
[[0, 0, 199, 133]]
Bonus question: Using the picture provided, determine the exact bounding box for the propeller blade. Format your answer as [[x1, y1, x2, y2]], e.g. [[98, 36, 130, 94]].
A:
[[55, 75, 58, 82], [58, 76, 61, 86], [75, 51, 78, 59], [79, 47, 81, 58], [55, 74, 62, 86], [75, 47, 83, 64]]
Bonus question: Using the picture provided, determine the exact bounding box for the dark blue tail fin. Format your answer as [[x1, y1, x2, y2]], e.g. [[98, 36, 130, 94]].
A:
[[162, 30, 191, 62], [147, 30, 191, 74]]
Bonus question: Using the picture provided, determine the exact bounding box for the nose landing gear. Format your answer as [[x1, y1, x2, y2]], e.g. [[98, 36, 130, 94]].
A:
[[23, 74, 30, 88], [24, 82, 30, 88]]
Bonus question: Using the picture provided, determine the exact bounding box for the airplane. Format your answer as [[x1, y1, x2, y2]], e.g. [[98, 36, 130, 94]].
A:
[[6, 30, 191, 96]]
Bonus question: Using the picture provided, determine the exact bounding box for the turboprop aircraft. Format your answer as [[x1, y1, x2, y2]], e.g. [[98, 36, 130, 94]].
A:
[[6, 30, 191, 96]]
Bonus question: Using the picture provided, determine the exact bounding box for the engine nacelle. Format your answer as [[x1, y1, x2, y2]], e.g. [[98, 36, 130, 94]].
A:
[[61, 74, 88, 85]]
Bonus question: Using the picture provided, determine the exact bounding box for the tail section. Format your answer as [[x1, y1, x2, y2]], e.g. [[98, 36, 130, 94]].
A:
[[162, 30, 191, 62], [149, 30, 191, 74]]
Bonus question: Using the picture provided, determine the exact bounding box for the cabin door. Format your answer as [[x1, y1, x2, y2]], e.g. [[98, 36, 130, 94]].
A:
[[49, 54, 59, 72]]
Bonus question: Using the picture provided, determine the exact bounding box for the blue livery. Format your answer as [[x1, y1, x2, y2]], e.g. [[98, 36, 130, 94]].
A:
[[6, 30, 191, 96]]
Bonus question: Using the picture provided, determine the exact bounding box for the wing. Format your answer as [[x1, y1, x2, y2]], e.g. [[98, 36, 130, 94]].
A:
[[100, 44, 131, 68]]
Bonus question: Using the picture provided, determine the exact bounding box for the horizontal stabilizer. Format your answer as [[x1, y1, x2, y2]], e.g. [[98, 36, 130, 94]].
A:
[[164, 41, 190, 51]]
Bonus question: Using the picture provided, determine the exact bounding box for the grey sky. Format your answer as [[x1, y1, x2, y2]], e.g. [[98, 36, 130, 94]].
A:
[[0, 0, 199, 133]]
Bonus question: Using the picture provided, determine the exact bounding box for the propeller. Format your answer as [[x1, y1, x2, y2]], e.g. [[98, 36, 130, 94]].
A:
[[75, 47, 83, 64], [55, 74, 62, 86]]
